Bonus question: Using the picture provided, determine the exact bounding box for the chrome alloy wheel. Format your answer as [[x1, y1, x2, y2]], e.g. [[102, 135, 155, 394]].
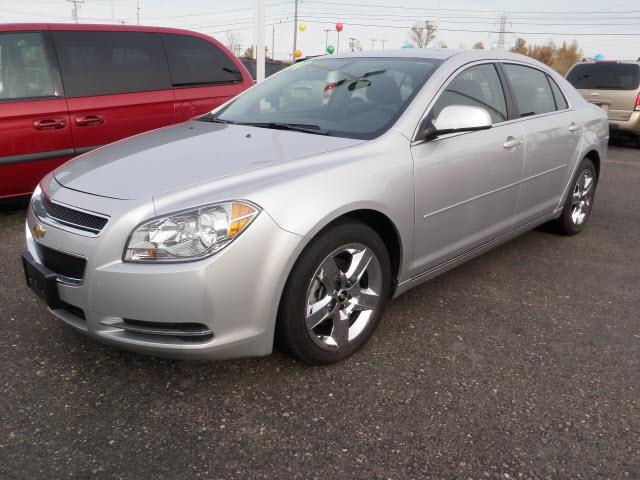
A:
[[304, 243, 383, 351], [571, 169, 595, 226]]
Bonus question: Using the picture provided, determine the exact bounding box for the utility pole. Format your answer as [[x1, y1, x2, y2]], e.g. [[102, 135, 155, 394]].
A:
[[380, 39, 387, 50], [348, 37, 356, 52], [292, 0, 299, 59], [136, 1, 140, 26], [324, 28, 331, 51], [66, 0, 84, 23], [272, 24, 275, 60], [370, 38, 376, 50]]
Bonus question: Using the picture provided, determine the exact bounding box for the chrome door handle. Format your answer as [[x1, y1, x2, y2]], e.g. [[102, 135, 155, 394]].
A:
[[75, 115, 105, 127], [503, 137, 523, 149], [569, 123, 581, 132]]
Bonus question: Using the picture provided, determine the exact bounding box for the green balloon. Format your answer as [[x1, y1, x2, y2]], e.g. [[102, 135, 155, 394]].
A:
[[326, 45, 335, 54]]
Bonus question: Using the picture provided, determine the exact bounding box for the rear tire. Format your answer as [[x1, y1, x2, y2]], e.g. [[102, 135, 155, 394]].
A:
[[549, 158, 598, 235], [276, 219, 391, 365]]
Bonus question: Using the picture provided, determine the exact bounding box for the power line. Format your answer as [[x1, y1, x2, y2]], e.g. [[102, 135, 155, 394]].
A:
[[302, 0, 640, 15], [295, 11, 640, 26], [295, 19, 640, 36]]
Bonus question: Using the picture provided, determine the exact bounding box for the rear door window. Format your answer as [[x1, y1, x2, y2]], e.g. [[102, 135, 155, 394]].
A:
[[548, 76, 568, 110], [502, 64, 556, 117], [161, 34, 242, 87], [566, 63, 640, 90], [52, 31, 171, 97], [0, 31, 55, 100]]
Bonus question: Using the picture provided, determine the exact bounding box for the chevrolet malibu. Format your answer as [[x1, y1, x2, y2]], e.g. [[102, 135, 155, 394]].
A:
[[22, 50, 608, 364]]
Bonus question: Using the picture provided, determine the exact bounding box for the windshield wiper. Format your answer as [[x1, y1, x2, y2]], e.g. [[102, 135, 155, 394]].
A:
[[198, 113, 236, 124], [238, 122, 333, 136]]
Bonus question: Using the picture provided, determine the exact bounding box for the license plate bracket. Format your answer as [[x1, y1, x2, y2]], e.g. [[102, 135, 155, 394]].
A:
[[22, 251, 63, 309]]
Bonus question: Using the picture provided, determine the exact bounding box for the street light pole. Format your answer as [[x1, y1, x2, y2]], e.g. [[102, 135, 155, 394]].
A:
[[292, 0, 299, 59], [255, 0, 265, 82]]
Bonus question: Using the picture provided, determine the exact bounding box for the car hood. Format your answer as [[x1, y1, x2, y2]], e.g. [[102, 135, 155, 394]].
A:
[[54, 121, 364, 200]]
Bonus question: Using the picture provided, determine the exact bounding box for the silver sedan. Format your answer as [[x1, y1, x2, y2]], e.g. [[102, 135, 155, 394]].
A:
[[22, 49, 608, 364]]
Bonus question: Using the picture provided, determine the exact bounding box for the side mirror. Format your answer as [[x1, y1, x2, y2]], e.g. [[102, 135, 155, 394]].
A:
[[417, 105, 493, 141]]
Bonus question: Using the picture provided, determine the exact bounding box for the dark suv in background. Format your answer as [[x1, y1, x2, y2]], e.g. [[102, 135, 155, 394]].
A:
[[0, 24, 253, 199]]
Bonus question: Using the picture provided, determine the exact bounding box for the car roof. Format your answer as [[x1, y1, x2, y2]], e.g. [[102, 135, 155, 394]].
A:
[[572, 60, 640, 65], [320, 48, 551, 67], [0, 23, 210, 37]]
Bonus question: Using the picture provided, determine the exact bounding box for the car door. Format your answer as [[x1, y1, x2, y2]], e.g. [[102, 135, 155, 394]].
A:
[[0, 29, 72, 199], [51, 28, 175, 155], [411, 63, 525, 274], [501, 63, 582, 226], [160, 33, 251, 122]]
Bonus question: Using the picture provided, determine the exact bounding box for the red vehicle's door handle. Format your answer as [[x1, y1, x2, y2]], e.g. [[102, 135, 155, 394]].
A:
[[33, 118, 66, 130], [75, 115, 105, 127]]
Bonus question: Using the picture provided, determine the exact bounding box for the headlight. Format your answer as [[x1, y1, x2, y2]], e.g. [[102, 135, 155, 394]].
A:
[[124, 201, 260, 263], [32, 184, 42, 200]]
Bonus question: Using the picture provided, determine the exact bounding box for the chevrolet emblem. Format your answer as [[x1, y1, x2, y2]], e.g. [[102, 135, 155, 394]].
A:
[[33, 224, 46, 239]]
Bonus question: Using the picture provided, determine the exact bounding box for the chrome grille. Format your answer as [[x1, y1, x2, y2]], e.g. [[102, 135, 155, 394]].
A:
[[42, 196, 108, 234]]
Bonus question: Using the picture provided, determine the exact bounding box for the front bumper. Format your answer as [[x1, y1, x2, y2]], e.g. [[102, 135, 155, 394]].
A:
[[24, 185, 304, 360]]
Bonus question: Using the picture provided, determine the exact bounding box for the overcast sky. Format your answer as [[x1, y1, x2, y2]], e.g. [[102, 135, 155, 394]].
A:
[[3, 0, 639, 61]]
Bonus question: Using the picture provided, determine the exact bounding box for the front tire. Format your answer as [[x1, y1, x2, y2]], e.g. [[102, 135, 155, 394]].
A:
[[550, 158, 598, 235], [276, 219, 391, 365]]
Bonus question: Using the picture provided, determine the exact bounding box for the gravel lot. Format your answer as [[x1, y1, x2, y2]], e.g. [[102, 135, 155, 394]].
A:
[[1, 144, 639, 480]]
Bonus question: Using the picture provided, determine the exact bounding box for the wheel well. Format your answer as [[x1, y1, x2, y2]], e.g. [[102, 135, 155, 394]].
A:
[[585, 150, 601, 178], [331, 209, 402, 294]]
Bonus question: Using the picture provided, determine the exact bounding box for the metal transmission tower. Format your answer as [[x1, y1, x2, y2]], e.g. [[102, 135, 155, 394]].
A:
[[491, 13, 511, 51], [66, 0, 84, 23], [380, 39, 387, 50], [370, 38, 377, 50]]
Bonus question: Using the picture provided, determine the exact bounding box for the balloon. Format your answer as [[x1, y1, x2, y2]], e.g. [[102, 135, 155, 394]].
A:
[[335, 23, 343, 32], [594, 53, 604, 61], [299, 23, 306, 32], [294, 49, 303, 59], [326, 45, 335, 54]]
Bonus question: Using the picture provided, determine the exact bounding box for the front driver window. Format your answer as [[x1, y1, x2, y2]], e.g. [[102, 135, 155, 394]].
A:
[[430, 63, 507, 124]]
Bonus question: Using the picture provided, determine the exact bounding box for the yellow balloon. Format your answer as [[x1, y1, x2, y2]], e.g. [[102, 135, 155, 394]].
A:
[[294, 50, 303, 59], [299, 23, 307, 32]]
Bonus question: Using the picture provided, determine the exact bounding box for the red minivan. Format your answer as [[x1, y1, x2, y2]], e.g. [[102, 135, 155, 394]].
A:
[[0, 24, 253, 199]]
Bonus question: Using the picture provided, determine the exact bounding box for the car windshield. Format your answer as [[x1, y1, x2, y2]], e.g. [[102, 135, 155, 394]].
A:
[[211, 56, 442, 139], [566, 63, 640, 90]]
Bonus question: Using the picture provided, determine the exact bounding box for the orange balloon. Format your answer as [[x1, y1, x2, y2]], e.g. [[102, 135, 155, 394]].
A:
[[294, 49, 303, 59]]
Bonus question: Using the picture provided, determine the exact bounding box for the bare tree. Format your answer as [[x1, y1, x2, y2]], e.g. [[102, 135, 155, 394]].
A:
[[243, 45, 269, 59], [408, 21, 437, 48], [472, 41, 485, 49], [225, 31, 242, 56]]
